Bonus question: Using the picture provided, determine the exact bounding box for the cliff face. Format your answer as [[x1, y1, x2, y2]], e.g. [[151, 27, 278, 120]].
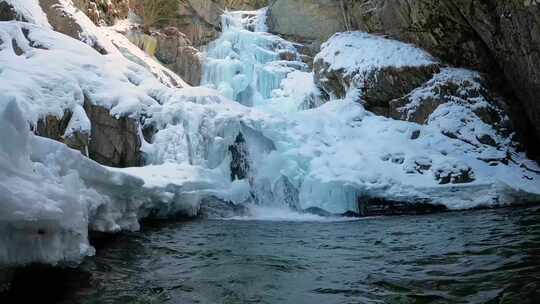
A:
[[268, 0, 540, 158], [129, 0, 268, 47]]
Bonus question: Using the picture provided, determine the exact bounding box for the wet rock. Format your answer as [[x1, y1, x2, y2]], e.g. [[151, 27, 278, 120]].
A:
[[228, 132, 250, 181], [273, 175, 300, 211], [341, 211, 360, 218], [302, 206, 332, 217], [198, 196, 250, 219], [358, 197, 448, 217]]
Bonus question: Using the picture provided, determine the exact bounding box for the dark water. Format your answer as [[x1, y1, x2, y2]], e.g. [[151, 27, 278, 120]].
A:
[[5, 206, 540, 304]]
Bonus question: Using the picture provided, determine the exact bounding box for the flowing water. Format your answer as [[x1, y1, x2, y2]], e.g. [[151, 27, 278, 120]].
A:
[[3, 206, 539, 304]]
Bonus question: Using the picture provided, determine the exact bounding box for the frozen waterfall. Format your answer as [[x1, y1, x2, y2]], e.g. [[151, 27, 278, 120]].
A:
[[203, 9, 305, 106], [197, 8, 540, 215]]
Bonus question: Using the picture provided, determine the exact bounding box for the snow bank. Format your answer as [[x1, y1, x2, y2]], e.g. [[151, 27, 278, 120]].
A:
[[0, 100, 146, 266], [0, 21, 162, 124]]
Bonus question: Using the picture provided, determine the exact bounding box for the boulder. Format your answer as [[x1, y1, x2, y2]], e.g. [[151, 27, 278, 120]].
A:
[[313, 32, 439, 115], [389, 68, 508, 129], [228, 132, 250, 181]]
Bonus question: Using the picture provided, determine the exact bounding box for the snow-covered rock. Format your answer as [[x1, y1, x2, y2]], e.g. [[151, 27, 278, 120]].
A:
[[389, 68, 513, 164], [314, 31, 440, 115], [0, 0, 51, 28]]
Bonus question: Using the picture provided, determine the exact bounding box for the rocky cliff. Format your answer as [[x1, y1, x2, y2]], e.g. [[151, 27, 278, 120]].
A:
[[268, 0, 540, 159]]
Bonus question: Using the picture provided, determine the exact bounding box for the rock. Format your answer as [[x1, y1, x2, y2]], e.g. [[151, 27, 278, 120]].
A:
[[124, 26, 202, 86], [267, 0, 346, 50], [131, 0, 268, 47], [83, 100, 143, 168], [34, 112, 90, 155], [389, 68, 508, 127], [126, 29, 159, 55], [228, 132, 250, 181], [38, 0, 107, 54], [0, 1, 18, 22], [433, 162, 475, 185], [154, 26, 202, 86], [72, 0, 129, 26], [341, 211, 361, 218], [358, 197, 448, 216], [302, 206, 332, 217], [389, 68, 513, 161], [198, 196, 250, 219], [32, 101, 142, 168]]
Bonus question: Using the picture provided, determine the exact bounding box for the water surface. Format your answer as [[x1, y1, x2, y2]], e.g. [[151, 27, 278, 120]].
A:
[[7, 206, 540, 304]]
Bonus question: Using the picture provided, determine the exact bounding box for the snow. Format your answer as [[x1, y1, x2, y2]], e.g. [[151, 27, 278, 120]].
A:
[[0, 20, 181, 126], [2, 0, 51, 28], [63, 104, 91, 138], [0, 100, 143, 266], [314, 31, 437, 75], [262, 99, 540, 211]]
